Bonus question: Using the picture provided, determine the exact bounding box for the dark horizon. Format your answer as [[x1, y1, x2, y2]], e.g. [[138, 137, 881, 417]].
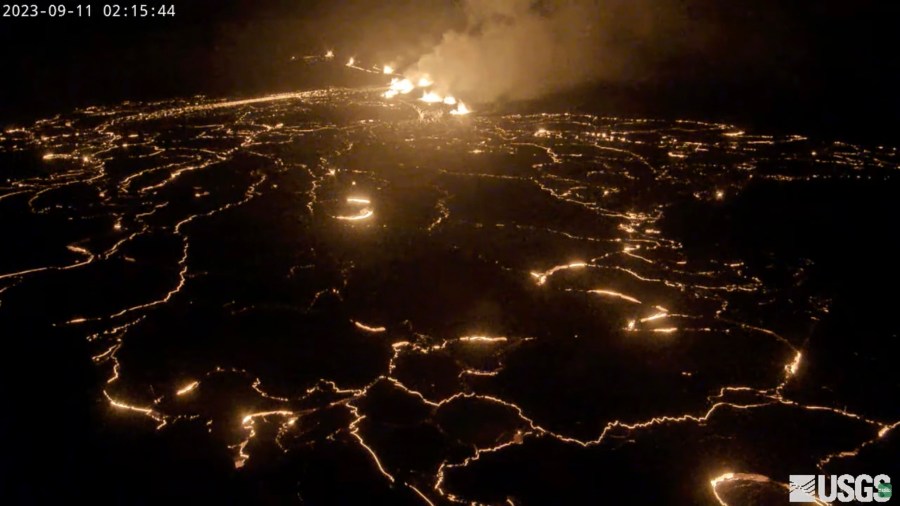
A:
[[2, 0, 898, 142]]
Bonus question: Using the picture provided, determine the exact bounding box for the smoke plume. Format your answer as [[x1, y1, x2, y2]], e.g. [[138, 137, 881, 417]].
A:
[[412, 0, 702, 103]]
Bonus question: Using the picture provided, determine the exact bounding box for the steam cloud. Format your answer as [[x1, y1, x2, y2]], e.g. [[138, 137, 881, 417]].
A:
[[413, 0, 701, 103]]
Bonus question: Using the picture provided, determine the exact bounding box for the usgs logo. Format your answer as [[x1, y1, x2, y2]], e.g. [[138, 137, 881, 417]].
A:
[[790, 474, 892, 503]]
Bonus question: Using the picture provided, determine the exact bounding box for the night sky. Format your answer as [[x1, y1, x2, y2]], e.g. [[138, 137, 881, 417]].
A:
[[1, 0, 898, 141]]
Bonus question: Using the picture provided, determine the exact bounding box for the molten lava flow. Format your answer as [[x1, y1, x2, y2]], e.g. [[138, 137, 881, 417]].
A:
[[420, 91, 443, 103], [388, 78, 415, 95], [450, 102, 471, 115]]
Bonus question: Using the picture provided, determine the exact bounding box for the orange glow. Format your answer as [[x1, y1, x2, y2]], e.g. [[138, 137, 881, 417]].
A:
[[354, 321, 387, 333], [530, 262, 587, 285], [176, 381, 199, 396], [588, 289, 641, 304], [388, 77, 415, 95], [459, 335, 508, 344], [336, 196, 374, 221], [449, 102, 471, 115], [420, 91, 443, 103]]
